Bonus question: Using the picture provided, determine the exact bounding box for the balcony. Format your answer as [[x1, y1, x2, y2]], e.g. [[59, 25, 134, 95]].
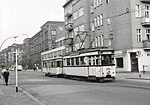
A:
[[143, 40, 150, 50], [141, 0, 150, 3], [65, 38, 73, 45], [141, 17, 150, 26], [65, 11, 72, 17], [65, 23, 73, 31]]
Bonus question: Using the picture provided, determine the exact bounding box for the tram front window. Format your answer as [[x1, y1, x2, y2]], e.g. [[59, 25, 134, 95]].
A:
[[101, 55, 114, 66]]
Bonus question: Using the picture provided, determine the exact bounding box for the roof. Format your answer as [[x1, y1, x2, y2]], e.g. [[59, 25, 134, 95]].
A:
[[63, 0, 73, 7]]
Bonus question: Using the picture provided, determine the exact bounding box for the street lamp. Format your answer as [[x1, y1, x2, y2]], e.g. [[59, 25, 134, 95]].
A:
[[0, 36, 18, 78], [0, 36, 18, 52], [0, 36, 19, 92]]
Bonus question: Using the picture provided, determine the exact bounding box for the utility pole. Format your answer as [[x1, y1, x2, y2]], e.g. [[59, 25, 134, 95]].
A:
[[15, 49, 18, 92]]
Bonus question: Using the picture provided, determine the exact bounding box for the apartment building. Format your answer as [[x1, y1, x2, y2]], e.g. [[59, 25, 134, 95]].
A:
[[22, 38, 31, 69], [108, 0, 150, 72], [63, 0, 150, 72], [64, 0, 91, 53], [0, 43, 23, 69], [24, 21, 66, 69]]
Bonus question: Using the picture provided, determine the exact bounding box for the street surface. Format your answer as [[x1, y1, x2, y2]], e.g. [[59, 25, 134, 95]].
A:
[[5, 70, 150, 105]]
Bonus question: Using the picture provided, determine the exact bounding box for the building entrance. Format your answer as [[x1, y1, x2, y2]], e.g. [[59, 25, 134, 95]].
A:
[[130, 53, 139, 72]]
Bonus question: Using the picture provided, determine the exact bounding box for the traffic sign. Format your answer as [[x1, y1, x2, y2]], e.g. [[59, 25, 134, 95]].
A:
[[136, 50, 141, 56]]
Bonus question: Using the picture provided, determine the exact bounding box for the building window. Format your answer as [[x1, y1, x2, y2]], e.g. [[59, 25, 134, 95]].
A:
[[91, 4, 94, 13], [100, 0, 102, 5], [91, 21, 95, 31], [79, 24, 84, 32], [94, 0, 97, 8], [74, 27, 79, 36], [135, 4, 141, 18], [137, 29, 142, 42], [97, 15, 100, 27], [107, 18, 111, 25], [100, 35, 104, 46], [100, 14, 103, 26], [97, 0, 102, 6], [79, 7, 84, 17], [145, 5, 150, 18], [73, 10, 79, 20], [51, 29, 57, 35], [74, 6, 83, 20], [95, 37, 98, 47], [116, 58, 124, 68], [44, 30, 48, 38], [94, 17, 97, 28], [97, 36, 100, 47], [146, 29, 150, 40]]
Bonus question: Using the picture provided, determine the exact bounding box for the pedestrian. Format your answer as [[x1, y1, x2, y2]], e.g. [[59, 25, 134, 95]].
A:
[[34, 67, 36, 71], [2, 68, 9, 86]]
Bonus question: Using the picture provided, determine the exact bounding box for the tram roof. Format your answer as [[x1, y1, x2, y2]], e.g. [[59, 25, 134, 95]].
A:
[[63, 48, 114, 58]]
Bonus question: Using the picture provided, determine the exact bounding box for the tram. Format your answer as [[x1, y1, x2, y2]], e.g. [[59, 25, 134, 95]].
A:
[[41, 48, 116, 82], [63, 48, 115, 81], [41, 47, 64, 76]]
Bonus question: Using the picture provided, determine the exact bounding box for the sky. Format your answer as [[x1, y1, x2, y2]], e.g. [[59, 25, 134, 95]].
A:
[[0, 0, 65, 50]]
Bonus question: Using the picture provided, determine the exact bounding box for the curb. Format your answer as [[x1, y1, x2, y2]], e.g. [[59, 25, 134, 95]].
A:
[[127, 78, 150, 80], [12, 85, 46, 105]]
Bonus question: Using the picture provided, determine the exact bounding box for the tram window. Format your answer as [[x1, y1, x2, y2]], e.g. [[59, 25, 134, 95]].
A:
[[43, 62, 47, 68], [91, 57, 94, 65], [84, 57, 89, 65], [51, 62, 53, 67], [76, 57, 79, 65], [116, 58, 123, 68], [89, 58, 91, 65], [67, 58, 70, 66], [98, 56, 101, 65], [94, 56, 99, 65], [80, 57, 85, 65], [57, 61, 61, 67], [48, 53, 51, 58], [63, 59, 67, 66], [71, 58, 74, 66], [101, 55, 112, 65]]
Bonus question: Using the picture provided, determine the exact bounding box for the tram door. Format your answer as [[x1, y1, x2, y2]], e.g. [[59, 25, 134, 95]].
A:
[[130, 53, 139, 72]]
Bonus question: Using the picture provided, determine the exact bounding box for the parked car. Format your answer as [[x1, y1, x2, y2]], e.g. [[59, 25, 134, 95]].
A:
[[11, 65, 23, 71], [17, 65, 23, 71]]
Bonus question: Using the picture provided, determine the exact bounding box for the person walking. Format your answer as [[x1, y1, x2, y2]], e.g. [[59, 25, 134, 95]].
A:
[[2, 69, 9, 86]]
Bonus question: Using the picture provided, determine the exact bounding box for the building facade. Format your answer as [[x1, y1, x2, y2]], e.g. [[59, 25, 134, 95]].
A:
[[22, 38, 31, 69], [0, 43, 23, 69], [23, 21, 66, 69], [63, 0, 150, 72]]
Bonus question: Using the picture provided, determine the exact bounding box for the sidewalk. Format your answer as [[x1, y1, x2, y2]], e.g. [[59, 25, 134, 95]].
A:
[[116, 71, 150, 81], [0, 79, 37, 105]]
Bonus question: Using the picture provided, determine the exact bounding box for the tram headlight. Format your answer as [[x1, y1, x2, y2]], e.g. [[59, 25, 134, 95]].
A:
[[107, 71, 110, 75]]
